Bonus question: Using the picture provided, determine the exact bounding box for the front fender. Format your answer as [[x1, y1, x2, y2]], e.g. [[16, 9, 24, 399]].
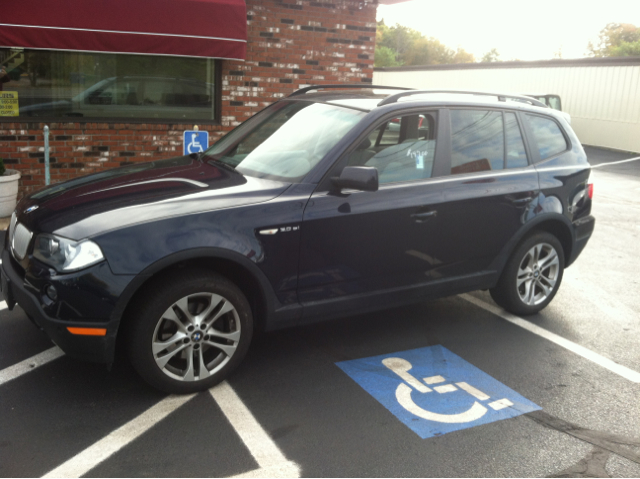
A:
[[95, 212, 263, 275], [109, 247, 281, 327]]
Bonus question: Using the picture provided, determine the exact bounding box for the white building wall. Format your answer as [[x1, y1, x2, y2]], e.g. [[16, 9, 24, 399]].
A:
[[374, 64, 640, 153]]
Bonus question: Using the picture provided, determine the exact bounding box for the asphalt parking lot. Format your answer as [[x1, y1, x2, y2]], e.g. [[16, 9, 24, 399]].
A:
[[1, 146, 639, 478]]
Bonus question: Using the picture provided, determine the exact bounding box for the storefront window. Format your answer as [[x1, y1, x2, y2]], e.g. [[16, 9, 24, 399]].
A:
[[0, 48, 217, 121]]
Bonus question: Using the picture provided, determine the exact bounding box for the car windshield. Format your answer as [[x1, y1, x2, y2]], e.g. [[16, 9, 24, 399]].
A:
[[203, 101, 366, 182]]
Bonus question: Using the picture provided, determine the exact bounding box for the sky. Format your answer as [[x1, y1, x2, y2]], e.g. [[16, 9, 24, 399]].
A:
[[376, 0, 640, 61]]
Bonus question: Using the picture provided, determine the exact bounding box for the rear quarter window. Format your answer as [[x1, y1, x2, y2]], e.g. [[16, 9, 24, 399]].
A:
[[526, 114, 569, 161]]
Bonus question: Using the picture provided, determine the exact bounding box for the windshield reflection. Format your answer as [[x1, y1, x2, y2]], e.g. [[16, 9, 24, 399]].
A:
[[203, 101, 365, 182]]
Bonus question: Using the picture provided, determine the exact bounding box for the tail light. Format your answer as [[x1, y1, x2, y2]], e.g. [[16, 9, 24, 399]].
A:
[[587, 183, 594, 199]]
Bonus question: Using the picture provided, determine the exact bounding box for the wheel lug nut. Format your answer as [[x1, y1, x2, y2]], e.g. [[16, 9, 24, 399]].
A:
[[183, 338, 190, 343], [194, 344, 200, 350], [187, 325, 194, 332]]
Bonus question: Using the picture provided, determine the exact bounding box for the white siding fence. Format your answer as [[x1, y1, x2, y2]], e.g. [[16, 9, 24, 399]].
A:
[[374, 57, 640, 153]]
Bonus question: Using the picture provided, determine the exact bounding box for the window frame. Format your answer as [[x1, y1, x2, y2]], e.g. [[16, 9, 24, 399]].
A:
[[0, 53, 223, 125], [503, 110, 531, 169]]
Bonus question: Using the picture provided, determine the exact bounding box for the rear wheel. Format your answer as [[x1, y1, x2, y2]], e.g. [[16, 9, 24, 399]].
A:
[[127, 270, 253, 394], [490, 232, 564, 315]]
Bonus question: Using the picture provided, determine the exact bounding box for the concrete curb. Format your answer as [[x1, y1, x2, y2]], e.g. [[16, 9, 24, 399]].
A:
[[0, 216, 10, 231]]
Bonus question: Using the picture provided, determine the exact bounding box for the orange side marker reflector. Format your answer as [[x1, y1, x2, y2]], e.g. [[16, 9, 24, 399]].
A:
[[67, 327, 107, 336]]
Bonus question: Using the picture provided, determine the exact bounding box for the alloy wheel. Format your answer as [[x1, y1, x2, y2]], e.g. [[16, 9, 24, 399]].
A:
[[516, 243, 561, 306], [151, 292, 241, 382]]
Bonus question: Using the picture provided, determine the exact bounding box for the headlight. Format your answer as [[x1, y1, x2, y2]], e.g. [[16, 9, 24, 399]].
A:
[[33, 234, 105, 272]]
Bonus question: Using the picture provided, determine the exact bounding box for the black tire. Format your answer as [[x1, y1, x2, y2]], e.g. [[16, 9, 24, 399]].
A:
[[126, 270, 253, 394], [490, 231, 565, 316]]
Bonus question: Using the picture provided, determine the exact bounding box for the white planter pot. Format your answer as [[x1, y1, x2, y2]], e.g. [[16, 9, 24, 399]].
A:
[[0, 169, 21, 217]]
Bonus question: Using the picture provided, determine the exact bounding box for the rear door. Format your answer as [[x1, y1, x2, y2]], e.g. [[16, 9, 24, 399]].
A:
[[427, 108, 540, 276]]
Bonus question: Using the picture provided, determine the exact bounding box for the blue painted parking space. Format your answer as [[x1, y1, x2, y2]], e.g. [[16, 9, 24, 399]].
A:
[[337, 345, 541, 439]]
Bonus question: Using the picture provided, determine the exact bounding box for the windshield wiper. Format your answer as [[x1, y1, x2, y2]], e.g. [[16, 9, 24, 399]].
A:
[[206, 157, 237, 173]]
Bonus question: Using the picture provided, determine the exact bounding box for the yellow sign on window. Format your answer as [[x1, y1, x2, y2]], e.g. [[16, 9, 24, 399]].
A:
[[0, 91, 19, 117]]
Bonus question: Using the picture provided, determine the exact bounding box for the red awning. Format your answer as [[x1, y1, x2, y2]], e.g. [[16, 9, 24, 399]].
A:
[[0, 0, 247, 60]]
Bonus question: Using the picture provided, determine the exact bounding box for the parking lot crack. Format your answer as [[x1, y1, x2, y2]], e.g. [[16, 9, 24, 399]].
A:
[[549, 447, 610, 478], [527, 411, 640, 465]]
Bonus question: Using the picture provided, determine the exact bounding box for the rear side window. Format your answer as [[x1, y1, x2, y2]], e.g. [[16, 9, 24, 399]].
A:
[[450, 109, 504, 174], [526, 114, 568, 161]]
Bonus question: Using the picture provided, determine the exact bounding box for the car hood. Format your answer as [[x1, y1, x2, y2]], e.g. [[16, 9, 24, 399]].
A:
[[18, 156, 291, 240]]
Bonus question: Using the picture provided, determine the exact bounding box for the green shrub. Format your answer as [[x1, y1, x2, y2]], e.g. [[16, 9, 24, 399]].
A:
[[0, 158, 5, 176]]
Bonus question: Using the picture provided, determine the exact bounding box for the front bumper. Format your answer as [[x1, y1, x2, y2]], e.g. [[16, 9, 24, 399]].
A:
[[1, 248, 119, 364]]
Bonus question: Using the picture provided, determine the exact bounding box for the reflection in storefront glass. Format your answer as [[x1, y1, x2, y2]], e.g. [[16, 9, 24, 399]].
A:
[[0, 48, 216, 120]]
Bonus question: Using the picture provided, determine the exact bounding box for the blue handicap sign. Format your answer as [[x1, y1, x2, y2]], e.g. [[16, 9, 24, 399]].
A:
[[336, 345, 540, 439], [183, 130, 209, 155]]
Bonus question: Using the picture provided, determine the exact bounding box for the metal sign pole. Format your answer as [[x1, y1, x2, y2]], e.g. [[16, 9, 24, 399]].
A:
[[43, 125, 50, 185]]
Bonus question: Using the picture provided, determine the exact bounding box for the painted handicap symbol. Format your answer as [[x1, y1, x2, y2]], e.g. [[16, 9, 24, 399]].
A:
[[383, 357, 513, 424], [337, 345, 540, 438]]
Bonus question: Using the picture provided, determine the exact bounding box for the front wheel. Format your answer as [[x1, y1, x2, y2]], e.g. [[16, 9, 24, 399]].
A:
[[127, 270, 253, 394], [490, 232, 565, 315]]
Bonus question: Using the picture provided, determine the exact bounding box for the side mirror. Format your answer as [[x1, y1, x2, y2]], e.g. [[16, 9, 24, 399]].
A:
[[331, 166, 379, 192]]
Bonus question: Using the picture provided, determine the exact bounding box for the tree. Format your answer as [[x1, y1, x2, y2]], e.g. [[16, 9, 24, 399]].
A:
[[375, 20, 475, 67], [588, 23, 640, 57], [403, 37, 452, 65], [452, 48, 475, 64], [374, 45, 403, 67], [609, 41, 640, 56], [376, 21, 422, 61], [481, 48, 500, 63]]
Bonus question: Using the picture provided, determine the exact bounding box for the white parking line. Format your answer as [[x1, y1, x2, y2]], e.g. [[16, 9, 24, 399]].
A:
[[0, 346, 65, 386], [40, 382, 300, 478], [460, 294, 640, 383], [0, 300, 6, 311], [211, 382, 301, 478], [42, 393, 197, 478]]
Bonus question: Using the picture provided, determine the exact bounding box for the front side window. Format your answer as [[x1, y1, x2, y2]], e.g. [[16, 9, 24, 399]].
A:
[[345, 112, 437, 184], [204, 101, 366, 182], [0, 48, 217, 121], [526, 114, 569, 161]]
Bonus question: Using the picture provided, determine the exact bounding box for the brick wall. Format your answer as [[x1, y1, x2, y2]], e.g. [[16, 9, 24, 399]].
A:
[[0, 0, 377, 199]]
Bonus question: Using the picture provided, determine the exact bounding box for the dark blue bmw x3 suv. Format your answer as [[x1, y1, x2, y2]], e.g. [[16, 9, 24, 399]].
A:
[[1, 86, 595, 393]]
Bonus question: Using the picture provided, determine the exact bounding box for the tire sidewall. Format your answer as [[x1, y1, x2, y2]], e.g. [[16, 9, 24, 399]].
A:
[[127, 271, 253, 394]]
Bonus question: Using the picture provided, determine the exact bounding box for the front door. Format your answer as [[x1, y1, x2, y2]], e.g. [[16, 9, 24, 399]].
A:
[[298, 110, 446, 308]]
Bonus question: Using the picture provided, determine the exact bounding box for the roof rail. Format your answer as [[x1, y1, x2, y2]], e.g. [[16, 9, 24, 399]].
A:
[[288, 84, 413, 97], [377, 90, 548, 108]]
